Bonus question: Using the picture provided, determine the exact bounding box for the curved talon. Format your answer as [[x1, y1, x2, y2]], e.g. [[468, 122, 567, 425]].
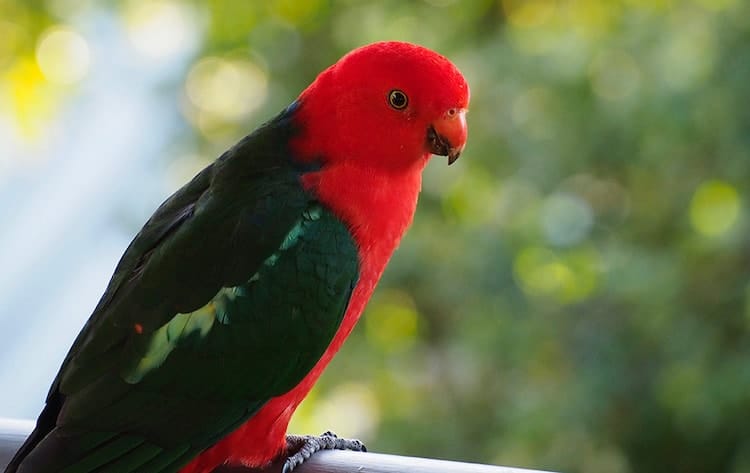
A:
[[283, 431, 367, 473]]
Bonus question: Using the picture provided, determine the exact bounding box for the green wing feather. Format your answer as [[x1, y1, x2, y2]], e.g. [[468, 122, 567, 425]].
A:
[[6, 105, 360, 473]]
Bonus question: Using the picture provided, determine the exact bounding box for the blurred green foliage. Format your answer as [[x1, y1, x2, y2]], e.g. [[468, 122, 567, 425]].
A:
[[4, 0, 750, 472]]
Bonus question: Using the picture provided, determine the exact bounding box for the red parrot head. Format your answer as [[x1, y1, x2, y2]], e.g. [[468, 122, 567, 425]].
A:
[[293, 41, 470, 171]]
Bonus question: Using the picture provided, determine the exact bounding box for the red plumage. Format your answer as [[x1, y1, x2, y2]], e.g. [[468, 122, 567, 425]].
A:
[[180, 41, 469, 473]]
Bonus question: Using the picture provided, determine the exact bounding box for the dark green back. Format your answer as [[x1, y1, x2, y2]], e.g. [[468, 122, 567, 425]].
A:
[[6, 103, 360, 473]]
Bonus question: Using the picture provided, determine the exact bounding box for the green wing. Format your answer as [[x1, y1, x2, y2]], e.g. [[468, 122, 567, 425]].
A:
[[7, 106, 360, 473]]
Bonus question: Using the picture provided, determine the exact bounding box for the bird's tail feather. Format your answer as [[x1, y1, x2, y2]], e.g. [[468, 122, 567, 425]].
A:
[[7, 427, 193, 473]]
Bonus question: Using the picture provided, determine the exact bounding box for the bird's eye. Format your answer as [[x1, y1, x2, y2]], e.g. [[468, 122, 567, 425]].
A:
[[388, 90, 408, 110]]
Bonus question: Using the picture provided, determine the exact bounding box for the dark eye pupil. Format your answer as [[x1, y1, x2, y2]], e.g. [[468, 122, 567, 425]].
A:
[[389, 90, 408, 109]]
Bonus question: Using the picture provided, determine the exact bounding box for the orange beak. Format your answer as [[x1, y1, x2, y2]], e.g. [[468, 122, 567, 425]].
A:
[[427, 108, 468, 165]]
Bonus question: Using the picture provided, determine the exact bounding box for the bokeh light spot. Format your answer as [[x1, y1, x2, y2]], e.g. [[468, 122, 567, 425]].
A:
[[564, 0, 619, 38], [541, 193, 594, 247], [514, 247, 599, 303], [312, 383, 380, 440], [515, 247, 572, 298], [4, 57, 58, 140], [35, 27, 90, 85], [502, 0, 556, 28], [657, 15, 715, 91], [185, 57, 268, 123], [365, 291, 419, 353], [442, 168, 501, 226], [124, 0, 199, 60], [689, 180, 741, 237], [589, 49, 640, 101], [493, 178, 543, 232]]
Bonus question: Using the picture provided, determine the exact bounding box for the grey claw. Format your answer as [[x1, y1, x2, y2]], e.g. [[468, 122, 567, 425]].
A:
[[283, 431, 367, 472]]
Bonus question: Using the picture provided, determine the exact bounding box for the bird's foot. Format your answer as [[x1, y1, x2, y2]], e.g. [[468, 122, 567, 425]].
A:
[[282, 431, 366, 473]]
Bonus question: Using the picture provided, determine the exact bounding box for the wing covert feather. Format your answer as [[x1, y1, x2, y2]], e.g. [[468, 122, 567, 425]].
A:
[[7, 103, 361, 473]]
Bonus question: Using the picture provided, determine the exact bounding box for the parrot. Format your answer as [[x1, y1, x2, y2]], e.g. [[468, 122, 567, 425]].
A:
[[5, 41, 469, 473]]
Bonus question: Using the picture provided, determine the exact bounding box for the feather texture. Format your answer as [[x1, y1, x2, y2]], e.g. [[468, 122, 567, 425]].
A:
[[8, 41, 470, 473], [6, 105, 359, 473]]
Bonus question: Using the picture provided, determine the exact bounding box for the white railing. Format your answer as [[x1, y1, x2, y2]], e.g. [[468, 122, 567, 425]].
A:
[[0, 418, 558, 473]]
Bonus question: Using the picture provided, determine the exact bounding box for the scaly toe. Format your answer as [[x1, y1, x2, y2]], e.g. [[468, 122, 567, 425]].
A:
[[282, 431, 367, 473]]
